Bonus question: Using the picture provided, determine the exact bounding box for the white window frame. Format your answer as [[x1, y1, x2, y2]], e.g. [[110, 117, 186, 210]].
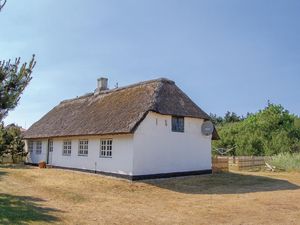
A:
[[62, 140, 72, 156], [78, 139, 88, 156], [36, 141, 42, 154], [49, 140, 53, 152], [28, 141, 34, 153], [100, 139, 112, 158]]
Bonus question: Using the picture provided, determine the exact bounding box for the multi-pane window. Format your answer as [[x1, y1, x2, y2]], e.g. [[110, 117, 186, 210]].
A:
[[63, 140, 72, 156], [171, 116, 184, 132], [100, 139, 112, 158], [36, 141, 42, 154], [78, 140, 88, 156], [49, 140, 53, 152], [28, 141, 34, 153]]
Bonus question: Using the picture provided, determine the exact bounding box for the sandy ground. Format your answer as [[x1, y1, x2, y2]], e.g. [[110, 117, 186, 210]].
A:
[[0, 165, 300, 225]]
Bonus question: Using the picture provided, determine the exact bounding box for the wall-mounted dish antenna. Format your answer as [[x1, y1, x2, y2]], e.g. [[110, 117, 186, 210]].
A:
[[201, 121, 214, 136]]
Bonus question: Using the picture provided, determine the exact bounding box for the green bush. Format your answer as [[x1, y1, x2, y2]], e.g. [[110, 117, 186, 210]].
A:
[[213, 103, 300, 156], [0, 124, 26, 163], [268, 153, 300, 172]]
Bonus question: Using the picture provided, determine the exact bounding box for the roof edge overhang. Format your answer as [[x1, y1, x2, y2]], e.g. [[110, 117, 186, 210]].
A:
[[23, 132, 133, 140], [24, 111, 219, 140]]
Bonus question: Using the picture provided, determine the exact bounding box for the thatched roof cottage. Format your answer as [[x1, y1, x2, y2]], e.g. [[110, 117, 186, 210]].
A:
[[24, 78, 218, 180]]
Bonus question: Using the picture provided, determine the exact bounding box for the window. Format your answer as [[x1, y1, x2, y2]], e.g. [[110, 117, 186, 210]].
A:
[[100, 139, 112, 157], [36, 141, 42, 154], [172, 116, 184, 132], [63, 140, 72, 156], [49, 140, 53, 152], [78, 140, 88, 156], [28, 141, 34, 153]]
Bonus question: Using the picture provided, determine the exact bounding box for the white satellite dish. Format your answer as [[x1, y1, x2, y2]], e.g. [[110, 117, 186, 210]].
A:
[[201, 121, 214, 136]]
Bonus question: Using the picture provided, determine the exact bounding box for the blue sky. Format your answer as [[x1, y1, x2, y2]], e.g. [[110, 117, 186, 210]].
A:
[[1, 0, 300, 128]]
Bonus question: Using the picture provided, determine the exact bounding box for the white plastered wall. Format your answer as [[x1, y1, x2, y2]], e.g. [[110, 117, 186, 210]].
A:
[[26, 140, 48, 164], [25, 112, 212, 177], [132, 112, 212, 175], [26, 134, 134, 175]]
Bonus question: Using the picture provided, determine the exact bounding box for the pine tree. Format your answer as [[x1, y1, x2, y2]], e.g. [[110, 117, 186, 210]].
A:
[[0, 1, 35, 160], [0, 0, 6, 12], [0, 56, 36, 121]]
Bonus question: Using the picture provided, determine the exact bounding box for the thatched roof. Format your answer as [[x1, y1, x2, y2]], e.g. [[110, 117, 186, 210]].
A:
[[24, 78, 219, 140]]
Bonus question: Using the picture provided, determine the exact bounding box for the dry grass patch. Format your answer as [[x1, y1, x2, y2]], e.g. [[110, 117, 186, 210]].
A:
[[0, 165, 300, 224]]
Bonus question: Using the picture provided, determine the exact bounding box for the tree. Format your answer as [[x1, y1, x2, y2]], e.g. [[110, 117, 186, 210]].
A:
[[0, 124, 27, 163], [0, 0, 6, 11], [0, 56, 36, 121], [5, 124, 26, 163], [0, 1, 35, 162], [224, 111, 242, 123], [209, 113, 224, 125], [213, 103, 300, 156], [1, 1, 36, 122], [0, 123, 6, 157]]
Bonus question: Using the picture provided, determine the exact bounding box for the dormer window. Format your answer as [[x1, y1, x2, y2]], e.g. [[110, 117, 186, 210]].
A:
[[172, 116, 184, 132]]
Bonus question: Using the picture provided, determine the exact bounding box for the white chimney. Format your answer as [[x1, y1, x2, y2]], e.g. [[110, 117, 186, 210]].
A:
[[97, 77, 108, 91]]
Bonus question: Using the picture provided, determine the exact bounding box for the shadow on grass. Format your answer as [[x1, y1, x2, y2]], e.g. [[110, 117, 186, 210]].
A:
[[0, 194, 61, 225], [0, 171, 7, 176], [0, 164, 34, 170], [0, 170, 8, 181], [143, 172, 300, 194]]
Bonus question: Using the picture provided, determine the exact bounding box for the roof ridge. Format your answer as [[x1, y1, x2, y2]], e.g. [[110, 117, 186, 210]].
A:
[[95, 77, 174, 95], [60, 78, 175, 105], [60, 93, 93, 104]]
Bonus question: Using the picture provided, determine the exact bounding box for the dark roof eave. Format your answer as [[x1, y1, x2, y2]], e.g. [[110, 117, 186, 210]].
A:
[[212, 128, 220, 140], [24, 112, 218, 140], [23, 131, 133, 140]]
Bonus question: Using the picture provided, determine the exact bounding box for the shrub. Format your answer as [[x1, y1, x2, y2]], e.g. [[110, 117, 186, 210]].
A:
[[268, 153, 300, 172], [213, 103, 300, 156]]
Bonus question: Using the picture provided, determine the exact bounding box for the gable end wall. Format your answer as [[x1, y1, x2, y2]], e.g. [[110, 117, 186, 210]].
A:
[[132, 112, 212, 176]]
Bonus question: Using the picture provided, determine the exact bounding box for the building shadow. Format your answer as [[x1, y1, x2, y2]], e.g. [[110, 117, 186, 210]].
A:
[[0, 170, 7, 181], [142, 172, 300, 194], [0, 171, 7, 176], [0, 164, 34, 170], [0, 194, 61, 225]]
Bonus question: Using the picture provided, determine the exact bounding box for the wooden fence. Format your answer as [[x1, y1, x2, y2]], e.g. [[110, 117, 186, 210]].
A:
[[212, 156, 229, 173], [212, 156, 268, 172], [229, 156, 268, 171]]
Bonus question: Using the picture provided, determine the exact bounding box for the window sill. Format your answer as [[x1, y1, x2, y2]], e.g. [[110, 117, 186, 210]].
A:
[[78, 154, 88, 157], [100, 156, 112, 158], [62, 154, 71, 156]]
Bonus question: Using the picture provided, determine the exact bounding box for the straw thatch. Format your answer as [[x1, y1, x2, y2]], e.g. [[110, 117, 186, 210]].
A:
[[24, 78, 219, 139]]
